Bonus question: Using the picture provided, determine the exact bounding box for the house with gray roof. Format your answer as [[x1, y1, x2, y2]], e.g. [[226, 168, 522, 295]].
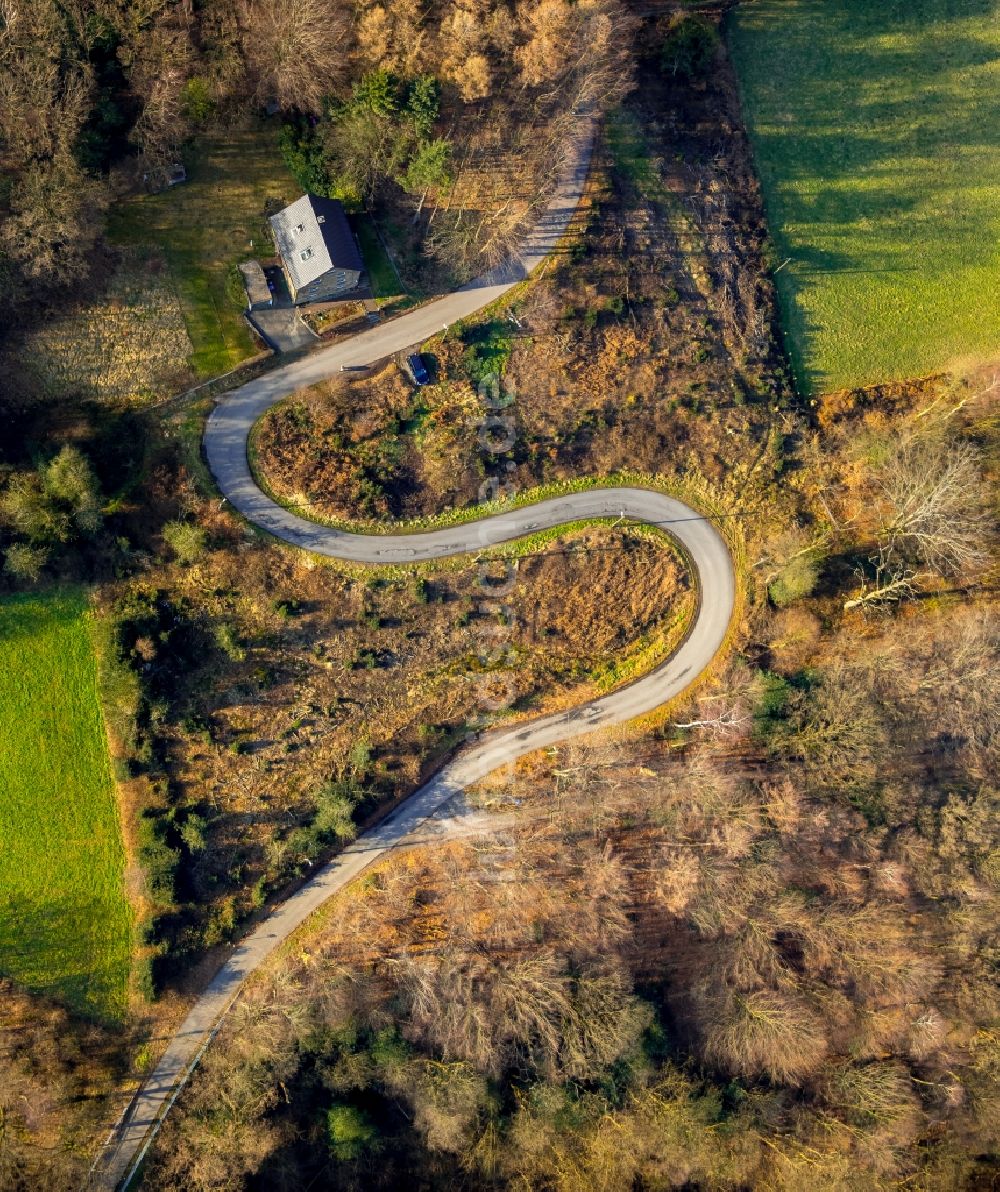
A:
[[269, 195, 364, 305]]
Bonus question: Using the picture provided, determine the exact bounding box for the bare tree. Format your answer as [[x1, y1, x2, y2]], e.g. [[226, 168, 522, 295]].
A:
[[763, 660, 890, 798], [237, 0, 351, 114], [697, 985, 828, 1084], [0, 151, 108, 290], [515, 0, 636, 110], [438, 0, 494, 100], [876, 436, 990, 575], [126, 6, 196, 185], [844, 543, 918, 612], [387, 1058, 489, 1153], [673, 702, 749, 734], [878, 608, 1000, 777], [819, 1060, 923, 1161], [395, 946, 643, 1082], [355, 0, 429, 76], [0, 0, 89, 167]]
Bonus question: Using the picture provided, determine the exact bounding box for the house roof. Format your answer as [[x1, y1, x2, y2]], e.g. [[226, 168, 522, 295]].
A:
[[269, 195, 363, 294]]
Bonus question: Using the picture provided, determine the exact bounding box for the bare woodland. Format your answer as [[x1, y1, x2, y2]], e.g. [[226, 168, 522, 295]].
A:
[[143, 593, 1000, 1189]]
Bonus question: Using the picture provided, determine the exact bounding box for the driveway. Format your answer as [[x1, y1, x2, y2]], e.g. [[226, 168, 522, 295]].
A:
[[246, 267, 316, 353], [95, 107, 737, 1191]]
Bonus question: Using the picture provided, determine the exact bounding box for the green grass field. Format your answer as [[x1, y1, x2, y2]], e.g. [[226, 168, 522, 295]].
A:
[[728, 0, 1000, 394], [354, 214, 403, 299], [0, 589, 132, 1019], [353, 213, 423, 315], [109, 124, 299, 377]]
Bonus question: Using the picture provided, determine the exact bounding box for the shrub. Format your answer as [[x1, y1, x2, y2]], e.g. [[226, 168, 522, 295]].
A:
[[752, 671, 792, 736], [134, 952, 157, 1002], [352, 646, 379, 670], [285, 825, 324, 865], [399, 137, 452, 195], [326, 1103, 378, 1161], [203, 895, 238, 948], [349, 740, 372, 773], [662, 14, 719, 79], [214, 622, 246, 662], [767, 426, 786, 474], [181, 77, 214, 124], [461, 320, 514, 385], [3, 542, 48, 583], [403, 74, 441, 137], [312, 781, 359, 843], [769, 555, 819, 607], [1, 445, 101, 544], [179, 813, 208, 854], [352, 69, 399, 117], [92, 610, 143, 759], [137, 816, 180, 905], [278, 118, 331, 195], [162, 520, 207, 563]]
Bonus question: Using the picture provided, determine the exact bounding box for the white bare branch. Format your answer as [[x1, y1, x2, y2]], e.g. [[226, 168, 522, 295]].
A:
[[876, 437, 991, 576], [844, 545, 920, 612]]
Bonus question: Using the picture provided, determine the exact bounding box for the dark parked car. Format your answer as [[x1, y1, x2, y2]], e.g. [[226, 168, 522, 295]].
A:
[[407, 353, 430, 386]]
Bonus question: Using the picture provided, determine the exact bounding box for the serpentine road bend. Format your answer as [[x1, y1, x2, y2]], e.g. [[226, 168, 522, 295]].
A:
[[96, 108, 737, 1190]]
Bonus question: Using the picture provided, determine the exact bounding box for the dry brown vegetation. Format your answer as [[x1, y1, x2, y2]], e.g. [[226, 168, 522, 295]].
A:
[[0, 981, 127, 1191], [141, 575, 1000, 1189], [137, 37, 1000, 1187], [11, 251, 193, 407], [255, 46, 789, 528], [108, 482, 691, 983], [345, 0, 638, 282], [149, 33, 800, 988]]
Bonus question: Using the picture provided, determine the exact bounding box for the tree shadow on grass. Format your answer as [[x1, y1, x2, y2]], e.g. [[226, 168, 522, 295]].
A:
[[0, 893, 129, 1024], [730, 0, 1000, 390]]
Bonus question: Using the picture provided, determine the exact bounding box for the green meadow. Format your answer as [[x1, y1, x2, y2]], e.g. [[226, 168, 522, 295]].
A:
[[729, 0, 1000, 394], [0, 589, 131, 1019]]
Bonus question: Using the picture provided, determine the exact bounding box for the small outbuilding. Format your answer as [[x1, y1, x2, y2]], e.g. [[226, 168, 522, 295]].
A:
[[239, 260, 272, 310], [269, 195, 364, 305]]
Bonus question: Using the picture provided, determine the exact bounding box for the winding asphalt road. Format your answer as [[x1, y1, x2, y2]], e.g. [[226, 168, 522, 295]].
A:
[[96, 109, 736, 1190]]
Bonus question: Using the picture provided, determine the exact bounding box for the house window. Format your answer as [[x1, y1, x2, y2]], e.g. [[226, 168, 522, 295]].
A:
[[300, 247, 314, 261]]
